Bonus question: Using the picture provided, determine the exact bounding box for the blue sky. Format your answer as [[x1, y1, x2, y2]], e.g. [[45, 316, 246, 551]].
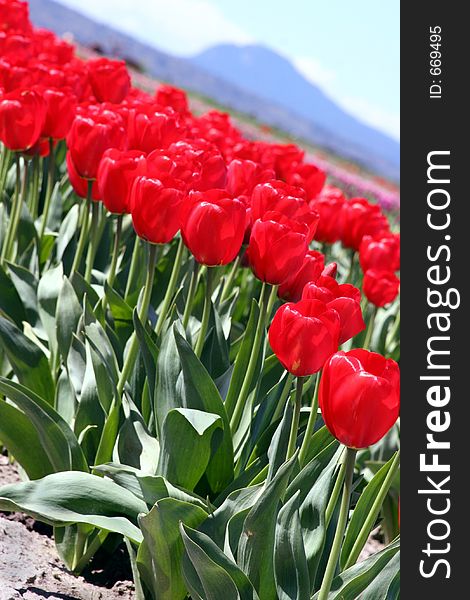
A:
[[55, 0, 399, 140]]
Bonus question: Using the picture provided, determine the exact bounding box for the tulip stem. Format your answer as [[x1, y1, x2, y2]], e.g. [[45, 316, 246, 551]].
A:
[[344, 250, 357, 284], [229, 282, 268, 433], [325, 449, 347, 527], [265, 284, 279, 325], [194, 265, 214, 358], [286, 376, 305, 461], [117, 242, 158, 397], [298, 371, 321, 467], [107, 214, 123, 288], [125, 234, 141, 300], [343, 449, 400, 570], [1, 155, 22, 265], [29, 154, 41, 220], [363, 304, 377, 350], [39, 138, 55, 240], [84, 200, 101, 283], [182, 259, 200, 329], [318, 447, 357, 600], [155, 236, 185, 337], [220, 254, 241, 304], [385, 309, 400, 352], [0, 145, 11, 198], [272, 371, 295, 422], [70, 183, 92, 277]]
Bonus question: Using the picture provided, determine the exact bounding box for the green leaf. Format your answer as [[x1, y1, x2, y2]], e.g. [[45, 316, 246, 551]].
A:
[[0, 316, 55, 404], [360, 551, 400, 600], [224, 299, 259, 419], [0, 399, 53, 479], [238, 455, 297, 599], [0, 471, 146, 543], [56, 203, 79, 262], [158, 408, 224, 490], [201, 485, 263, 550], [267, 399, 294, 483], [311, 539, 400, 600], [115, 400, 160, 474], [341, 452, 399, 569], [274, 491, 310, 600], [0, 377, 87, 472], [136, 497, 208, 600], [154, 322, 183, 435], [175, 328, 234, 493], [181, 523, 260, 600], [56, 276, 82, 361], [7, 262, 41, 331], [0, 263, 26, 327], [133, 309, 159, 407], [92, 464, 209, 511], [37, 262, 63, 358]]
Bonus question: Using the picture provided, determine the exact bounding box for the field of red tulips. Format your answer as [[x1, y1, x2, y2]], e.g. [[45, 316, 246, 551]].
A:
[[0, 1, 400, 599]]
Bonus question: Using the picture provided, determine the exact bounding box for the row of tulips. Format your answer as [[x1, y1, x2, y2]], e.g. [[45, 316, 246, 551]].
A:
[[0, 2, 400, 599]]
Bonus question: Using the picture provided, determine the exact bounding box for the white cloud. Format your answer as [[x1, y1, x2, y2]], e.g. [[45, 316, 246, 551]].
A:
[[293, 56, 337, 89], [294, 55, 399, 141], [57, 0, 253, 55]]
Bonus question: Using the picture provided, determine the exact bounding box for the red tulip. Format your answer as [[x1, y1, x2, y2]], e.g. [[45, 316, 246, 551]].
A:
[[41, 87, 77, 140], [285, 162, 326, 199], [359, 232, 400, 273], [278, 250, 325, 302], [363, 269, 400, 307], [226, 159, 274, 197], [319, 349, 400, 448], [127, 106, 184, 153], [130, 176, 184, 244], [269, 299, 340, 376], [247, 211, 309, 285], [340, 198, 389, 250], [181, 189, 246, 266], [0, 88, 45, 151], [303, 276, 365, 344], [88, 57, 131, 104], [66, 152, 101, 200], [155, 84, 189, 115], [97, 148, 147, 214], [66, 110, 127, 179], [310, 186, 346, 244]]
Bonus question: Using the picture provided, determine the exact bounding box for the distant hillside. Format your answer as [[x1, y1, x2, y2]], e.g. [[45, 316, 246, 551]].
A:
[[28, 0, 399, 180]]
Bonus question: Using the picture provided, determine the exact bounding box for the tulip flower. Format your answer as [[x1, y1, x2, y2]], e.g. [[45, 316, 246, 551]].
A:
[[247, 211, 309, 285], [66, 110, 127, 180], [340, 197, 390, 250], [360, 231, 400, 273], [97, 148, 146, 214], [180, 189, 246, 266], [285, 161, 326, 199], [226, 159, 274, 197], [41, 87, 77, 140], [319, 349, 400, 448], [127, 106, 184, 153], [66, 152, 101, 201], [310, 185, 346, 244], [130, 176, 184, 245], [155, 84, 189, 115], [268, 299, 340, 376], [363, 268, 400, 307], [0, 88, 46, 151], [278, 250, 325, 302], [302, 275, 365, 344], [87, 57, 131, 104]]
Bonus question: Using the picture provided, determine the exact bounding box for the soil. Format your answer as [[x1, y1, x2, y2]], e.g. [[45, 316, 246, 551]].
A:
[[0, 456, 135, 600]]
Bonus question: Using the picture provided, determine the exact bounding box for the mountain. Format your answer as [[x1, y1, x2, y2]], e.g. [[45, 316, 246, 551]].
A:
[[28, 0, 399, 180], [192, 44, 399, 175]]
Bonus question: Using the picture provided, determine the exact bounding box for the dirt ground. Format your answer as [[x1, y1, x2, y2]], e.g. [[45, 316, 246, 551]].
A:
[[0, 457, 135, 600]]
